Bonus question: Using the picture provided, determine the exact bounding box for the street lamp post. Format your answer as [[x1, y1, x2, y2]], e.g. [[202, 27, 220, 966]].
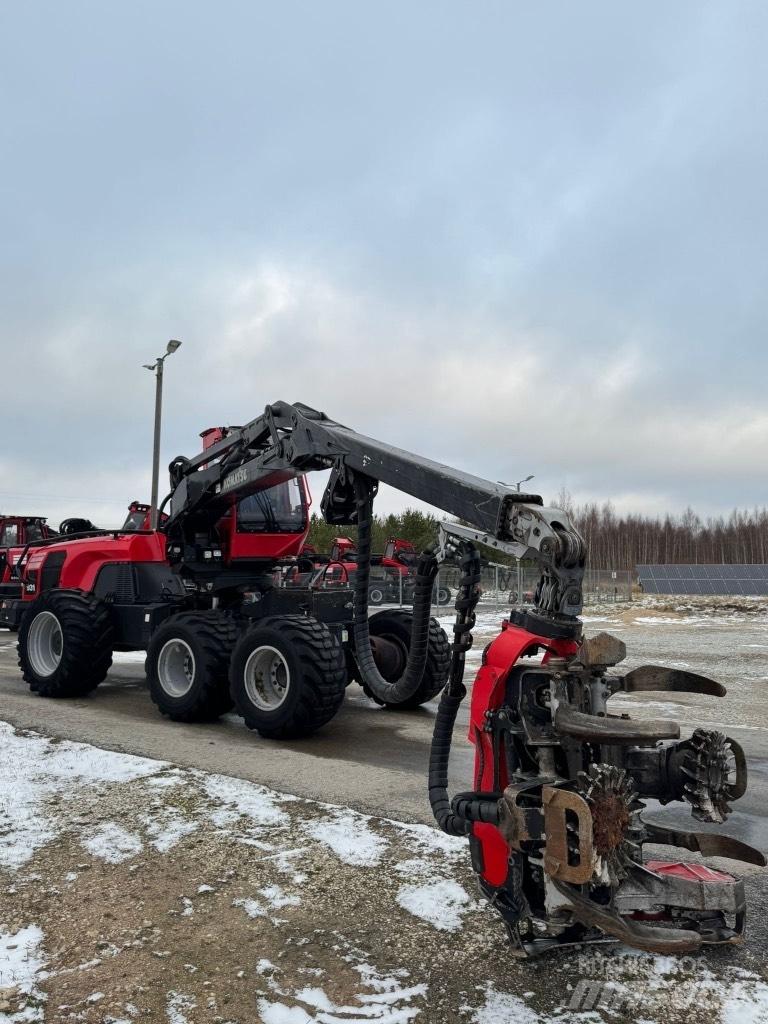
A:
[[143, 340, 182, 530], [514, 474, 534, 605]]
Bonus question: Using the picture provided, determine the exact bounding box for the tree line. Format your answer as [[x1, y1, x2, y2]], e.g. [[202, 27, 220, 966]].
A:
[[307, 509, 444, 558], [556, 492, 768, 569], [308, 500, 768, 571]]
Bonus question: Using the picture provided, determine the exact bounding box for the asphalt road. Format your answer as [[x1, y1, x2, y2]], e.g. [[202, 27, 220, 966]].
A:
[[0, 633, 473, 823]]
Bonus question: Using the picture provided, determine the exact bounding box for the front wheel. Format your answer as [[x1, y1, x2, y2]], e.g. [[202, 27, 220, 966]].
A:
[[18, 589, 114, 697], [229, 616, 347, 739], [146, 611, 237, 722]]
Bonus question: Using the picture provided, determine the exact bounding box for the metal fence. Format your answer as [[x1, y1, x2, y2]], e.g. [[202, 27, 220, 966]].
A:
[[431, 565, 633, 611], [280, 562, 633, 611]]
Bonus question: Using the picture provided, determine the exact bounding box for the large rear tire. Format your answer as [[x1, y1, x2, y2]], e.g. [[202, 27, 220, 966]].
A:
[[229, 615, 346, 739], [146, 611, 237, 722], [359, 608, 451, 710], [18, 589, 114, 697]]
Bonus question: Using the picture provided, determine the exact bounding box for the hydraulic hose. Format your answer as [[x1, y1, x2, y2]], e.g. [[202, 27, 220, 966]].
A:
[[429, 543, 498, 835], [351, 477, 440, 704]]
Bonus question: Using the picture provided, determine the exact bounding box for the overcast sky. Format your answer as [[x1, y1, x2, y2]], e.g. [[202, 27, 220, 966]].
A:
[[1, 2, 766, 527]]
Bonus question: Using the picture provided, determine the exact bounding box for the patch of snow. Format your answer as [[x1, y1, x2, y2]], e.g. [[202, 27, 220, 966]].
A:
[[110, 651, 147, 664], [260, 846, 309, 884], [634, 616, 706, 626], [141, 808, 198, 853], [258, 969, 427, 1023], [396, 878, 471, 931], [259, 884, 300, 910], [393, 858, 433, 877], [233, 898, 268, 920], [166, 991, 196, 1024], [202, 773, 292, 829], [305, 811, 386, 867], [394, 822, 466, 860], [0, 722, 163, 869], [258, 1003, 312, 1024], [712, 978, 768, 1024], [82, 822, 143, 864], [0, 925, 46, 998], [467, 984, 541, 1024], [145, 772, 186, 789]]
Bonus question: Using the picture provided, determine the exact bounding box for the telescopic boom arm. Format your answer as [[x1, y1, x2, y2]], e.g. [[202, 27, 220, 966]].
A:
[[164, 401, 585, 628]]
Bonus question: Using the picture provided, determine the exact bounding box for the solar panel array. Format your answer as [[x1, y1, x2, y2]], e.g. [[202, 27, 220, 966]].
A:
[[637, 564, 768, 595]]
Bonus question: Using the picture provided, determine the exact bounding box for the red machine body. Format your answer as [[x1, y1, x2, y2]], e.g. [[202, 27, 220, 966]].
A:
[[6, 428, 312, 625], [21, 532, 167, 600]]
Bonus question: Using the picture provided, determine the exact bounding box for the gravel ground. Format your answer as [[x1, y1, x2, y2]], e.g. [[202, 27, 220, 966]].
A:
[[1, 718, 768, 1024]]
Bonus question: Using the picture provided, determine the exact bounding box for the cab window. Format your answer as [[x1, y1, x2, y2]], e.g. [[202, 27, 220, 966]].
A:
[[237, 479, 306, 533], [25, 521, 44, 542], [0, 524, 19, 547]]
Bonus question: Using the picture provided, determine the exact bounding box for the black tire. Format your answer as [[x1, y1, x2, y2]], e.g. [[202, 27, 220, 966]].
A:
[[435, 585, 452, 606], [360, 608, 451, 710], [229, 615, 346, 739], [18, 589, 114, 697], [146, 611, 237, 722], [368, 584, 386, 606]]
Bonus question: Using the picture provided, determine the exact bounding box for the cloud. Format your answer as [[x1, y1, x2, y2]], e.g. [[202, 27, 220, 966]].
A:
[[1, 1, 767, 527]]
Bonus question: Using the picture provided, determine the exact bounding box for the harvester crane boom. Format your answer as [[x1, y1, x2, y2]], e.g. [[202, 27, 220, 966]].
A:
[[163, 401, 585, 627]]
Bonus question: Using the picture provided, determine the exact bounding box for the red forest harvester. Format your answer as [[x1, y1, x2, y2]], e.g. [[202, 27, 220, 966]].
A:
[[1, 401, 763, 955], [1, 402, 533, 734]]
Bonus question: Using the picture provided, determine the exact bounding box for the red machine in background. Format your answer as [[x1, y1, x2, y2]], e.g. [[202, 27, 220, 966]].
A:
[[301, 535, 451, 605]]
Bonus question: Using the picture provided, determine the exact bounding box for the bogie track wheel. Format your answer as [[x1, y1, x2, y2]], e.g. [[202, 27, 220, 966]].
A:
[[146, 611, 237, 722], [229, 616, 347, 739], [359, 608, 450, 710]]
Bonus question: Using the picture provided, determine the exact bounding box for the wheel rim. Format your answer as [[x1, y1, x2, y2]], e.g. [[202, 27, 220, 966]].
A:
[[27, 611, 63, 677], [243, 645, 290, 711], [157, 638, 196, 698], [369, 588, 384, 603]]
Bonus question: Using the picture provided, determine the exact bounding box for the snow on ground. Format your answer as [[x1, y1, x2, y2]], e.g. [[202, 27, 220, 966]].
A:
[[395, 878, 472, 932], [81, 823, 143, 864], [0, 721, 767, 1022], [0, 723, 160, 870], [304, 810, 387, 867], [0, 924, 47, 1020]]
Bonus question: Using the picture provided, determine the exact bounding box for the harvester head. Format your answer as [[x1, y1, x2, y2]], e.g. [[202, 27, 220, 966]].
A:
[[465, 627, 764, 956]]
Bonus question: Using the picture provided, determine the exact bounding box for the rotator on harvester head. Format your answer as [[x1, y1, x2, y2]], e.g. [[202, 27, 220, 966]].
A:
[[426, 513, 766, 956]]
